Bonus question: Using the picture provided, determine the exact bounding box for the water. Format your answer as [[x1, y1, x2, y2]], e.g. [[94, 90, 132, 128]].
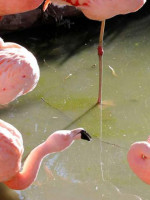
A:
[[1, 14, 150, 200]]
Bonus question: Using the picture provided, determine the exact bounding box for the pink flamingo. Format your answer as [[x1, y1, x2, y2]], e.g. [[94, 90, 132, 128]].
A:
[[50, 0, 146, 104], [0, 1, 146, 104], [0, 0, 146, 19], [127, 137, 150, 184], [0, 37, 40, 105], [51, 0, 146, 21], [0, 119, 91, 190]]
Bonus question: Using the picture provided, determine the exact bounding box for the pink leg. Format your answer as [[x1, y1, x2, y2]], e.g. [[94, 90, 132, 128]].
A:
[[97, 20, 105, 105]]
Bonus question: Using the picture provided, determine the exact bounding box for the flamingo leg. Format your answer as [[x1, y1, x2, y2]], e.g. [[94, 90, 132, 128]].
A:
[[97, 20, 105, 105]]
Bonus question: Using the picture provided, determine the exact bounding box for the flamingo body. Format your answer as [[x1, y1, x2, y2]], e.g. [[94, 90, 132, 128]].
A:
[[51, 0, 146, 20], [0, 0, 146, 20], [127, 139, 150, 184], [0, 38, 40, 105], [0, 0, 43, 16], [0, 119, 91, 190]]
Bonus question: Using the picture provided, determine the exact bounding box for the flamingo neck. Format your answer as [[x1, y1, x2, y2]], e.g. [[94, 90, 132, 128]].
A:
[[4, 142, 53, 190]]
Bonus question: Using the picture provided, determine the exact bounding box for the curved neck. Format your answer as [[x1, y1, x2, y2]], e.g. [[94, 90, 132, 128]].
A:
[[4, 142, 53, 190]]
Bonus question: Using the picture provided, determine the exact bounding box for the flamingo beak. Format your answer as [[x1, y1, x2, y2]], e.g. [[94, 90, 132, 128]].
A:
[[80, 130, 92, 141]]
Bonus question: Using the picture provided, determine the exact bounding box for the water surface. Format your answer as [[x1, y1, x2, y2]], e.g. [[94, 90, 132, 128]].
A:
[[1, 14, 150, 200]]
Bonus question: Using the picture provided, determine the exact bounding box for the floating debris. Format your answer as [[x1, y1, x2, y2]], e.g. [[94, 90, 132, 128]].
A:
[[52, 116, 58, 119], [64, 73, 72, 80], [91, 64, 96, 68], [108, 65, 118, 77]]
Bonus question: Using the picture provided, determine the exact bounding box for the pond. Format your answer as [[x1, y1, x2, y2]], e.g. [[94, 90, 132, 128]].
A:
[[1, 13, 150, 200]]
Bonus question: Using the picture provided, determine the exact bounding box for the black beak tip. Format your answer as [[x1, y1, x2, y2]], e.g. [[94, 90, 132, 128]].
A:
[[80, 130, 92, 141]]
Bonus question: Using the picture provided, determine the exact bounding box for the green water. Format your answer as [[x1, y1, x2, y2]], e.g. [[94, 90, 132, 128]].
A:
[[1, 14, 150, 200]]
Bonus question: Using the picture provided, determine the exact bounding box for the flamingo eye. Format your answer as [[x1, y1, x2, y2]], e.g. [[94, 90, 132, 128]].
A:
[[141, 154, 147, 160]]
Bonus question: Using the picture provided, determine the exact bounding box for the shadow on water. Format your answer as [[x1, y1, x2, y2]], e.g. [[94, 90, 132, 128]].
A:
[[63, 103, 97, 129], [0, 183, 19, 200]]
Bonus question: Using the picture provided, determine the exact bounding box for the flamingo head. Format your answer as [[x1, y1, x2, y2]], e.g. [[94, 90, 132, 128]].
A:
[[127, 138, 150, 184], [45, 128, 92, 153]]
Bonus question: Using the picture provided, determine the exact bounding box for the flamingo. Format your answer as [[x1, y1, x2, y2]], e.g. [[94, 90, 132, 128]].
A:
[[127, 137, 150, 184], [0, 37, 40, 105], [0, 0, 146, 18], [50, 0, 146, 21], [49, 0, 146, 104], [0, 1, 146, 104], [0, 119, 91, 190]]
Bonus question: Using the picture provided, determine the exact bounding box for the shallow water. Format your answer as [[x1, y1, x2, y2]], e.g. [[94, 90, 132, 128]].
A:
[[1, 13, 150, 200]]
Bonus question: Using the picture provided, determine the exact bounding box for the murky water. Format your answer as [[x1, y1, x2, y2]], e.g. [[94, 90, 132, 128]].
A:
[[1, 13, 150, 200]]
